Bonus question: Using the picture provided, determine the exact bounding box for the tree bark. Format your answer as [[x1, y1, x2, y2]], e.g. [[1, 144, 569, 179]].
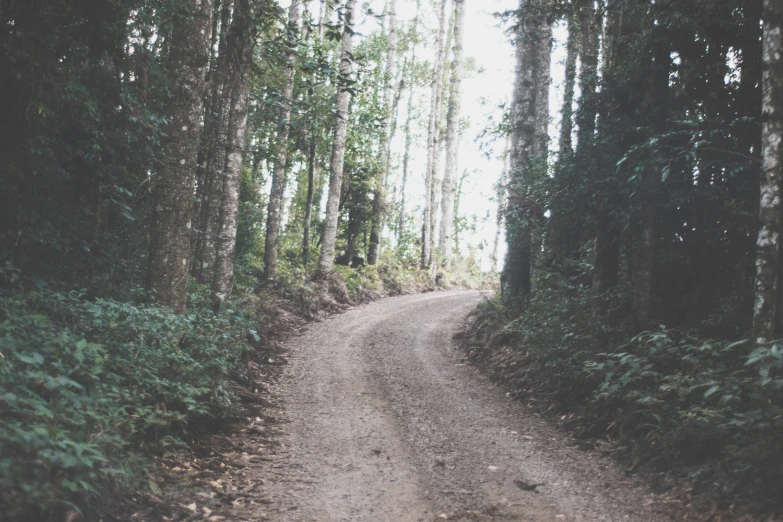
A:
[[211, 0, 254, 305], [318, 0, 356, 274], [575, 0, 599, 150], [752, 0, 783, 344], [367, 0, 398, 266], [193, 0, 233, 283], [631, 30, 669, 332], [263, 0, 302, 280], [591, 0, 621, 320], [302, 127, 317, 264], [491, 138, 510, 272], [439, 0, 465, 266], [396, 0, 421, 243], [502, 0, 552, 300], [421, 0, 448, 269], [146, 0, 213, 312], [558, 9, 577, 158]]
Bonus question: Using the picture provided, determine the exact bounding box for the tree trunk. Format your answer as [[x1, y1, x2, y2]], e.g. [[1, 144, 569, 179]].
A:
[[193, 0, 233, 283], [146, 0, 213, 312], [318, 0, 356, 274], [575, 0, 600, 150], [491, 138, 510, 272], [211, 0, 254, 305], [502, 0, 552, 300], [439, 0, 465, 266], [558, 8, 578, 158], [302, 126, 317, 265], [192, 0, 223, 231], [592, 200, 620, 317], [367, 0, 398, 266], [421, 0, 448, 269], [263, 0, 302, 280], [752, 0, 783, 344], [590, 0, 621, 321], [631, 31, 669, 332]]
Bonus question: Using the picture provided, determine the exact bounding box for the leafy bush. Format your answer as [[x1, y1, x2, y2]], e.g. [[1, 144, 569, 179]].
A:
[[585, 332, 783, 498], [0, 289, 247, 520], [462, 281, 783, 510]]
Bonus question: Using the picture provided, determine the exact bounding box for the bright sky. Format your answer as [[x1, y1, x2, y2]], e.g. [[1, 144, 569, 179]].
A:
[[278, 0, 569, 272]]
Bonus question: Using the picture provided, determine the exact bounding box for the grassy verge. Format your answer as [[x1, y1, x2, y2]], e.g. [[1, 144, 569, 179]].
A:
[[458, 278, 783, 518]]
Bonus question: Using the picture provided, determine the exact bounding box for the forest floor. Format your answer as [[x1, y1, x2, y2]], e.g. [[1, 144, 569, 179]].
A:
[[133, 291, 702, 522]]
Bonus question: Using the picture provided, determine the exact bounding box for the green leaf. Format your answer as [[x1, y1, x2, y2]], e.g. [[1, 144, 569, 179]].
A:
[[704, 385, 719, 397]]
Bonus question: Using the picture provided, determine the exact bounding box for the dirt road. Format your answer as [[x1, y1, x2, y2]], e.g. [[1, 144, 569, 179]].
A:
[[225, 291, 679, 521]]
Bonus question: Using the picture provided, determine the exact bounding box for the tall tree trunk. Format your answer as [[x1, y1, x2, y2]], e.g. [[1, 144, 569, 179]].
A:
[[752, 0, 783, 344], [367, 0, 398, 266], [146, 0, 213, 312], [421, 0, 448, 269], [631, 30, 669, 332], [558, 8, 578, 158], [192, 0, 223, 231], [263, 0, 302, 280], [302, 127, 317, 264], [575, 0, 600, 150], [318, 0, 356, 274], [591, 0, 621, 319], [193, 0, 233, 283], [491, 138, 510, 272], [502, 0, 552, 300], [439, 0, 465, 266], [211, 0, 255, 305], [396, 0, 421, 242]]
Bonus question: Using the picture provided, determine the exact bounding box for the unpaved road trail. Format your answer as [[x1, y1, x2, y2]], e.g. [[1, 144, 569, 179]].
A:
[[227, 291, 680, 521]]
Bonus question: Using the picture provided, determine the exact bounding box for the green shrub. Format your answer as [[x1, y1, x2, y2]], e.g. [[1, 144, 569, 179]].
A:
[[463, 278, 783, 508], [0, 289, 247, 519]]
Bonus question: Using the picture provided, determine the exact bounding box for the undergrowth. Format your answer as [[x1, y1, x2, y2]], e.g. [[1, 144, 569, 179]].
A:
[[460, 275, 783, 514], [0, 256, 468, 520]]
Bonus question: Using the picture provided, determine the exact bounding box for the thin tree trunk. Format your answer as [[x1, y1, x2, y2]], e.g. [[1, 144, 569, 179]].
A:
[[263, 0, 302, 280], [146, 0, 213, 312], [302, 127, 317, 264], [368, 0, 398, 266], [211, 0, 255, 305], [422, 0, 448, 269], [396, 0, 422, 243], [452, 166, 468, 250], [439, 0, 464, 266], [491, 138, 510, 272], [752, 0, 783, 344], [502, 0, 551, 300], [319, 0, 356, 274]]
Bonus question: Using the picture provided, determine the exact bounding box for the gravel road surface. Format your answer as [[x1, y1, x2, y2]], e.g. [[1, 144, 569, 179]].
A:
[[226, 291, 680, 521]]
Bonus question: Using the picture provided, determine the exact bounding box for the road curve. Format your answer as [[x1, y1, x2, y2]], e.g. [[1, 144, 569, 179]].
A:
[[228, 291, 678, 521]]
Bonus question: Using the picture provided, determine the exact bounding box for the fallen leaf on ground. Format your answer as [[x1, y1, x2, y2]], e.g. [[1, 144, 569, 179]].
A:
[[184, 503, 197, 512]]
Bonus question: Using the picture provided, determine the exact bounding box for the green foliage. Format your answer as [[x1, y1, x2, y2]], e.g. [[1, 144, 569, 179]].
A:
[[464, 279, 783, 509], [334, 264, 383, 295], [0, 288, 247, 519], [584, 332, 783, 499]]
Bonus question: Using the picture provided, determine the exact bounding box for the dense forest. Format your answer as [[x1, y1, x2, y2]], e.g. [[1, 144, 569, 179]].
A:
[[479, 0, 783, 514], [1, 0, 783, 519]]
